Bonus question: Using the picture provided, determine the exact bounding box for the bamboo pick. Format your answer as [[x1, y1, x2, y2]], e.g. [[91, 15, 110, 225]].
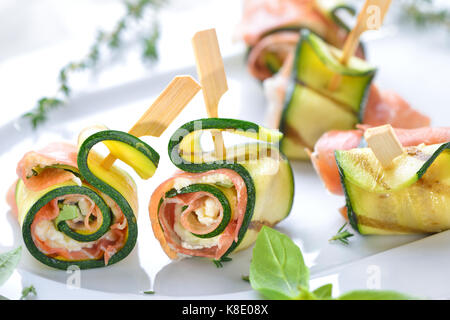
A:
[[364, 124, 403, 167], [192, 28, 228, 159], [100, 75, 201, 169], [328, 0, 392, 90]]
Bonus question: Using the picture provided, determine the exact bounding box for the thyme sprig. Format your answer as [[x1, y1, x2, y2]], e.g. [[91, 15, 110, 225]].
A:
[[212, 256, 232, 268], [401, 0, 450, 31], [329, 223, 354, 245], [23, 0, 165, 129]]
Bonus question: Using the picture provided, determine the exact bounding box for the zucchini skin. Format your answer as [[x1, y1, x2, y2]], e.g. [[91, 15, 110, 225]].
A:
[[337, 143, 450, 234], [336, 160, 359, 232], [279, 29, 375, 160], [20, 130, 159, 270], [163, 118, 294, 258]]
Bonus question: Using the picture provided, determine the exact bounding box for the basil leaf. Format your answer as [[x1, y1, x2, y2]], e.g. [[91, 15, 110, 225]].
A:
[[0, 247, 22, 286], [338, 289, 418, 300], [55, 204, 80, 226], [312, 283, 333, 300], [249, 226, 309, 300], [297, 286, 318, 300], [20, 285, 37, 300]]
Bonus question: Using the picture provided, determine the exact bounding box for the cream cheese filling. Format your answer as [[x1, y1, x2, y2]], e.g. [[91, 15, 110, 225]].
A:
[[34, 220, 94, 252], [172, 200, 221, 250], [171, 173, 235, 250]]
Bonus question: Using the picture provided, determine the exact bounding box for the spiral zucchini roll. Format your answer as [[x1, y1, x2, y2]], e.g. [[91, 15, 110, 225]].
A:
[[149, 118, 294, 261], [9, 127, 159, 269]]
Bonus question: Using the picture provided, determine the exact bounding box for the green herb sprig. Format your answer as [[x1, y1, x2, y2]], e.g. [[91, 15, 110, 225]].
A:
[[23, 0, 165, 129], [20, 285, 37, 300], [329, 222, 354, 245], [249, 226, 418, 300], [401, 0, 450, 31], [212, 256, 232, 268]]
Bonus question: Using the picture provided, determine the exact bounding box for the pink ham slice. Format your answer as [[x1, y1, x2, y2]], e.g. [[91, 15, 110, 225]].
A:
[[16, 142, 79, 192], [363, 85, 431, 129], [247, 31, 300, 81], [237, 0, 340, 47], [149, 169, 247, 260]]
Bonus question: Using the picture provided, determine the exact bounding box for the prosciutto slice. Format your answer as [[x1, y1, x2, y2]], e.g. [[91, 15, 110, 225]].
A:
[[149, 169, 247, 260]]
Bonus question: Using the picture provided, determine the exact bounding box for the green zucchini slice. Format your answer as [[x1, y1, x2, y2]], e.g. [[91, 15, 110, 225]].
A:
[[150, 118, 294, 260], [279, 29, 376, 160], [336, 142, 450, 234], [16, 129, 159, 270]]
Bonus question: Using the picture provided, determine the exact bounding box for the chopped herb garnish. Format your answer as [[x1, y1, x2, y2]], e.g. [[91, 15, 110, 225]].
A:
[[20, 285, 37, 300], [143, 290, 155, 294], [329, 223, 354, 245], [212, 256, 232, 268]]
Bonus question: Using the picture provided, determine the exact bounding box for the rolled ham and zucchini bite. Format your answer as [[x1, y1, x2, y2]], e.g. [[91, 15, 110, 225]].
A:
[[8, 126, 159, 269], [278, 29, 375, 160], [311, 127, 450, 195], [267, 30, 430, 160], [336, 141, 450, 235], [238, 0, 362, 81], [149, 119, 294, 261]]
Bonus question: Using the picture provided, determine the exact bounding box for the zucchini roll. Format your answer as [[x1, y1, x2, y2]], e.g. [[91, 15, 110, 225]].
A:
[[311, 127, 450, 195], [238, 0, 362, 80], [270, 30, 430, 161], [336, 142, 450, 234], [279, 29, 376, 160], [8, 126, 159, 269], [149, 119, 294, 260]]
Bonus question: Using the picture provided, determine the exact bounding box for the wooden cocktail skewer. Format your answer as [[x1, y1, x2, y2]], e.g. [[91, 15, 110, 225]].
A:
[[100, 75, 201, 169], [328, 0, 392, 90], [364, 124, 403, 167], [192, 28, 228, 159]]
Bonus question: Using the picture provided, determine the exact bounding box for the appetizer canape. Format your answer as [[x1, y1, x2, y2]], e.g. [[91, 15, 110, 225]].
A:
[[149, 118, 294, 261], [265, 30, 430, 160], [7, 126, 159, 269], [336, 134, 450, 234], [311, 126, 450, 195], [238, 0, 363, 80]]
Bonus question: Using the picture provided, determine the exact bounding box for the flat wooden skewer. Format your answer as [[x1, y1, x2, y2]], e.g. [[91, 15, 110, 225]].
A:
[[100, 75, 201, 169], [192, 28, 228, 159], [328, 0, 392, 90], [364, 124, 403, 167]]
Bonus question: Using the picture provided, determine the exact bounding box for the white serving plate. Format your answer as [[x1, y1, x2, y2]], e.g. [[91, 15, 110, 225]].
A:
[[0, 23, 449, 299]]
